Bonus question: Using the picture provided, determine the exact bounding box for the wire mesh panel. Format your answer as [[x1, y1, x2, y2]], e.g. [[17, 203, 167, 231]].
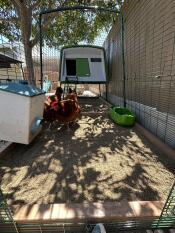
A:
[[0, 2, 43, 86], [104, 0, 175, 149], [0, 36, 40, 86], [125, 0, 175, 148], [103, 16, 123, 105], [0, 190, 19, 233], [156, 181, 175, 228], [40, 6, 118, 93], [0, 38, 24, 82], [0, 3, 24, 82]]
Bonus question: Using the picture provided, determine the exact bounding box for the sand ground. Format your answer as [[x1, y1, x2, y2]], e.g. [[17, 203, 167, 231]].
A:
[[0, 98, 174, 205]]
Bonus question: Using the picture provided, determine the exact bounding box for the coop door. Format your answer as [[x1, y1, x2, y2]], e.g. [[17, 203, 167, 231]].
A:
[[76, 58, 90, 77], [66, 59, 76, 76]]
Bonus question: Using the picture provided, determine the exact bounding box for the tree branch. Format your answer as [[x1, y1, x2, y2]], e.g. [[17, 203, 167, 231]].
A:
[[10, 0, 21, 8], [10, 0, 21, 19], [31, 1, 41, 10]]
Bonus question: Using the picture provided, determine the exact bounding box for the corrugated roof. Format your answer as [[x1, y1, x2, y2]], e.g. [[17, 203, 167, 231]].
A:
[[0, 53, 22, 64]]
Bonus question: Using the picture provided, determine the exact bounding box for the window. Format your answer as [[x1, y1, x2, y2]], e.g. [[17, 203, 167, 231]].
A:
[[91, 58, 102, 62]]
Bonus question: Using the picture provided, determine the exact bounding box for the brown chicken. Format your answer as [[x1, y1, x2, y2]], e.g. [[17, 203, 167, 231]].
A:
[[43, 87, 81, 123]]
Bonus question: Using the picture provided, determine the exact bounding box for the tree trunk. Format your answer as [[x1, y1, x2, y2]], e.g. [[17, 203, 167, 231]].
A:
[[19, 3, 36, 86], [23, 41, 35, 86]]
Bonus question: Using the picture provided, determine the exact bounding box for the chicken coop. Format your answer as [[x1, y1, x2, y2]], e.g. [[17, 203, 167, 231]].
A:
[[59, 45, 107, 84], [0, 82, 45, 144]]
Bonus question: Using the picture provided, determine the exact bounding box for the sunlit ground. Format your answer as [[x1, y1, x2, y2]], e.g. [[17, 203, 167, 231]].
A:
[[0, 98, 174, 205]]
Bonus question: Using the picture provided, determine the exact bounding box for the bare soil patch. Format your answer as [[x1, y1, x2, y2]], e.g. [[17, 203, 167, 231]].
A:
[[0, 98, 174, 205]]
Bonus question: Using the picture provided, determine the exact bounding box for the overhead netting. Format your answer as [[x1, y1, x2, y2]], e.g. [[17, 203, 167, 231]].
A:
[[0, 4, 118, 91], [40, 7, 118, 92]]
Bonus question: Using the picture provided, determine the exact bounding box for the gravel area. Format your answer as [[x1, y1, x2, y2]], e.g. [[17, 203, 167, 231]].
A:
[[0, 98, 174, 205], [79, 97, 109, 112]]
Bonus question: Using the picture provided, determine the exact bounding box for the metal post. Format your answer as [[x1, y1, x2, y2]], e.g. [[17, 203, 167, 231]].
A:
[[121, 14, 126, 107], [20, 63, 25, 80], [99, 84, 101, 97], [39, 14, 43, 89], [105, 83, 108, 100]]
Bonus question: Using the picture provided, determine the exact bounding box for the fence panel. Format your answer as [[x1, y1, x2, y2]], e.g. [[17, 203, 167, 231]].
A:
[[104, 0, 175, 148]]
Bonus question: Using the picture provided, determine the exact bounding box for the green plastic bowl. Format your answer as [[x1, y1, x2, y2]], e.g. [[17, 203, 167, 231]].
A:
[[109, 107, 135, 126]]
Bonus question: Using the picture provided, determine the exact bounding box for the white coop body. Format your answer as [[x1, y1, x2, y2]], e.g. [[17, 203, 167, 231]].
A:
[[0, 82, 45, 144], [60, 45, 107, 84]]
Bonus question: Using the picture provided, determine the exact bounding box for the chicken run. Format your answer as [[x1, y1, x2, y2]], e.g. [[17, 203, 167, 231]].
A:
[[0, 4, 175, 233]]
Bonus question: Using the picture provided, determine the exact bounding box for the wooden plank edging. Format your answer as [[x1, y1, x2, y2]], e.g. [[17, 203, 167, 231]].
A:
[[11, 201, 164, 223], [135, 123, 175, 161]]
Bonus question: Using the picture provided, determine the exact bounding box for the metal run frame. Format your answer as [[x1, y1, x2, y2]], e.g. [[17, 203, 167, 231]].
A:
[[0, 190, 19, 233], [156, 181, 175, 228], [39, 5, 120, 100], [0, 183, 174, 232], [9, 4, 171, 232]]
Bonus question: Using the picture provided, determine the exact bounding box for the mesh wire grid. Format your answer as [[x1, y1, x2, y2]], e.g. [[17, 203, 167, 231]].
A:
[[104, 0, 175, 149], [0, 1, 175, 232]]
